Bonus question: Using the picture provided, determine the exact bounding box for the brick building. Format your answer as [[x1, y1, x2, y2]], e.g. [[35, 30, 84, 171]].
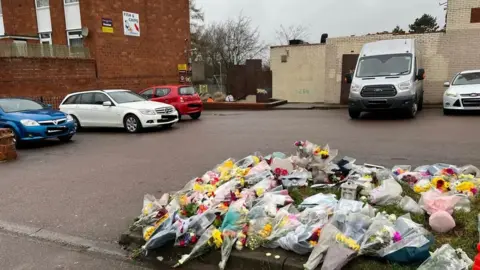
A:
[[0, 0, 190, 98], [271, 0, 480, 104]]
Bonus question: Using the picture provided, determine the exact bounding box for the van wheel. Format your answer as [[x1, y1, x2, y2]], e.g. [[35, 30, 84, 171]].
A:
[[124, 114, 142, 133], [349, 109, 361, 119], [406, 102, 418, 119]]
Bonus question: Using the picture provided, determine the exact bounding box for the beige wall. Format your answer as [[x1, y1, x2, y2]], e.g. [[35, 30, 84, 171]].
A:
[[447, 0, 480, 30], [272, 0, 480, 104], [271, 45, 326, 102]]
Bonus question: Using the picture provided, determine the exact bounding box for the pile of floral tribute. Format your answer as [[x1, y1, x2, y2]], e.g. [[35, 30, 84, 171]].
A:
[[129, 140, 477, 270]]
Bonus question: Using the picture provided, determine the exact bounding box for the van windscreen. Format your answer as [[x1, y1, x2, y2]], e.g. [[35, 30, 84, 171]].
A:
[[356, 53, 412, 78]]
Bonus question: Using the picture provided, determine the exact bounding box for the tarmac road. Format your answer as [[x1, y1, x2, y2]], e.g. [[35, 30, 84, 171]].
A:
[[1, 109, 479, 248]]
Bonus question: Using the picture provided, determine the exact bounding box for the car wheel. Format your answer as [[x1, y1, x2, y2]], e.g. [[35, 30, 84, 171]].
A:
[[418, 96, 424, 111], [58, 135, 73, 142], [348, 109, 361, 119], [163, 123, 174, 129], [71, 115, 81, 131], [443, 109, 453, 116], [406, 102, 418, 119], [124, 114, 142, 133], [190, 112, 201, 120]]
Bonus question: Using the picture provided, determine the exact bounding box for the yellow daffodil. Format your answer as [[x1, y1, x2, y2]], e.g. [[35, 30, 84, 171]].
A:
[[193, 183, 204, 192], [252, 156, 260, 165], [256, 188, 265, 197], [143, 226, 155, 241], [142, 202, 153, 215], [212, 229, 223, 248], [335, 233, 360, 251]]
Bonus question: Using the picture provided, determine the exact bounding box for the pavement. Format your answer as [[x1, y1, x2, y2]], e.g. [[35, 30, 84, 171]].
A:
[[1, 109, 480, 268], [0, 231, 148, 270], [273, 103, 442, 110]]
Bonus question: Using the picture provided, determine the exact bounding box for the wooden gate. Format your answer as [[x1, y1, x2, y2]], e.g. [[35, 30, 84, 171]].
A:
[[340, 54, 359, 104]]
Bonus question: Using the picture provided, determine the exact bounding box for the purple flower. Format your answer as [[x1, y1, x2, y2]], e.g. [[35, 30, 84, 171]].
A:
[[393, 232, 402, 242]]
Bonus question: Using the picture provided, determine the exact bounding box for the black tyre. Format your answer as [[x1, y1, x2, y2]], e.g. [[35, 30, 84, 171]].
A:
[[124, 114, 142, 133], [163, 123, 174, 129], [71, 115, 81, 131], [190, 112, 201, 120], [58, 135, 73, 142], [443, 109, 452, 116], [406, 102, 418, 119], [348, 109, 361, 119]]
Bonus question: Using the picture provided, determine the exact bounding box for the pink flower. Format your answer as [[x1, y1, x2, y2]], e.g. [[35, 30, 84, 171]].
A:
[[393, 232, 402, 243], [274, 168, 282, 175], [281, 169, 288, 176], [472, 188, 478, 195], [445, 168, 455, 175]]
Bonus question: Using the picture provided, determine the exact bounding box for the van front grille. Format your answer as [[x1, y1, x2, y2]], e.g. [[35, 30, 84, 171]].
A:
[[360, 85, 397, 98]]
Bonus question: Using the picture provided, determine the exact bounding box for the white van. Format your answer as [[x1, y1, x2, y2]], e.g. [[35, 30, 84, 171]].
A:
[[346, 39, 425, 119]]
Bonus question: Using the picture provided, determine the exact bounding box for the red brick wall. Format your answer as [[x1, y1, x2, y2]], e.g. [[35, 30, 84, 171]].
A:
[[1, 0, 37, 36], [81, 0, 190, 82], [50, 0, 68, 45]]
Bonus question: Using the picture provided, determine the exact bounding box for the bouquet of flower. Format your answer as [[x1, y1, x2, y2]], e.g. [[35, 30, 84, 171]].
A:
[[246, 217, 273, 250], [452, 180, 478, 197], [174, 226, 215, 268], [431, 176, 451, 192], [360, 225, 398, 255], [320, 232, 360, 270], [417, 244, 473, 270], [218, 230, 238, 270]]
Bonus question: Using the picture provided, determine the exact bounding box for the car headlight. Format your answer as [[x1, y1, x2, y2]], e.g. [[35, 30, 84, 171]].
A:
[[350, 83, 361, 92], [139, 109, 156, 115], [445, 91, 457, 97], [398, 80, 412, 91], [66, 114, 74, 122], [20, 119, 40, 126]]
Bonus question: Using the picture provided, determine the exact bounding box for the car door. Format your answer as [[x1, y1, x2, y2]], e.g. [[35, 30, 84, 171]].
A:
[[140, 88, 154, 100], [91, 93, 118, 127], [153, 88, 172, 104], [75, 93, 95, 126]]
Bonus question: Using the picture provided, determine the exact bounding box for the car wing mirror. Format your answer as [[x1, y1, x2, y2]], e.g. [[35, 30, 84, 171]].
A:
[[443, 82, 450, 87], [103, 101, 112, 106]]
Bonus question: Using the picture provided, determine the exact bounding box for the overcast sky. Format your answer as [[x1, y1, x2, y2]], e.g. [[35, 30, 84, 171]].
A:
[[195, 0, 447, 45]]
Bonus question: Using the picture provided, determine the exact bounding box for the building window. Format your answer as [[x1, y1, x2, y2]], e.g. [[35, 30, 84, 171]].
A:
[[39, 32, 52, 44], [0, 0, 2, 15], [64, 0, 79, 4], [13, 40, 28, 57], [35, 0, 49, 8], [471, 8, 480, 23], [67, 30, 83, 47]]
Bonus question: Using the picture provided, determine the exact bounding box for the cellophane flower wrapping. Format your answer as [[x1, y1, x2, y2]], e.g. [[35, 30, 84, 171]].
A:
[[246, 217, 273, 250], [417, 244, 473, 270], [378, 215, 432, 263], [218, 229, 237, 270], [359, 215, 395, 256], [173, 208, 217, 247], [263, 205, 301, 245], [320, 233, 359, 270], [174, 225, 215, 268], [303, 223, 340, 270], [299, 193, 338, 211]]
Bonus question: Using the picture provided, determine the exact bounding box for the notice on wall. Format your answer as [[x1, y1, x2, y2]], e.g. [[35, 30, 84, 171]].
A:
[[123, 11, 140, 37], [102, 18, 113, 33]]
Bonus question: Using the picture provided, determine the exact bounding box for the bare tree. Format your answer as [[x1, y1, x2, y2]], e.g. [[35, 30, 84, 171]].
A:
[[275, 24, 309, 45], [197, 14, 266, 73]]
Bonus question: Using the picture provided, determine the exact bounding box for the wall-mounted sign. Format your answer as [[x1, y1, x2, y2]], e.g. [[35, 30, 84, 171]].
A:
[[177, 64, 187, 71], [102, 18, 113, 33], [123, 11, 140, 37], [179, 70, 187, 83]]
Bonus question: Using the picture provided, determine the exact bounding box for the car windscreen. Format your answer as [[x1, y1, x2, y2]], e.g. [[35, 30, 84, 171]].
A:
[[356, 53, 413, 78], [107, 91, 146, 104], [0, 99, 44, 113], [179, 86, 196, 95], [452, 72, 480, 86]]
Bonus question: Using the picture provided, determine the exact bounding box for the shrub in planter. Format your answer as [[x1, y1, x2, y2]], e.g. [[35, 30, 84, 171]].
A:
[[256, 89, 269, 103]]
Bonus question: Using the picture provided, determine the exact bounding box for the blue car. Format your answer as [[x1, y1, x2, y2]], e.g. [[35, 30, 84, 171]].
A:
[[0, 98, 76, 144]]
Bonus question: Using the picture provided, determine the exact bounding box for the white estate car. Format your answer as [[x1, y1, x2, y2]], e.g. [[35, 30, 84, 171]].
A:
[[59, 89, 178, 133], [443, 70, 480, 115]]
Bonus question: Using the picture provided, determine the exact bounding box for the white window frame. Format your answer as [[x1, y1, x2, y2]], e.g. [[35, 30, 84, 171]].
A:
[[39, 32, 52, 44], [66, 30, 83, 47], [64, 0, 79, 4], [35, 0, 49, 9], [0, 0, 3, 15]]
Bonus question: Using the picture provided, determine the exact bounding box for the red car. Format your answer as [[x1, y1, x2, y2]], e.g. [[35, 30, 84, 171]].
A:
[[139, 85, 203, 120]]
